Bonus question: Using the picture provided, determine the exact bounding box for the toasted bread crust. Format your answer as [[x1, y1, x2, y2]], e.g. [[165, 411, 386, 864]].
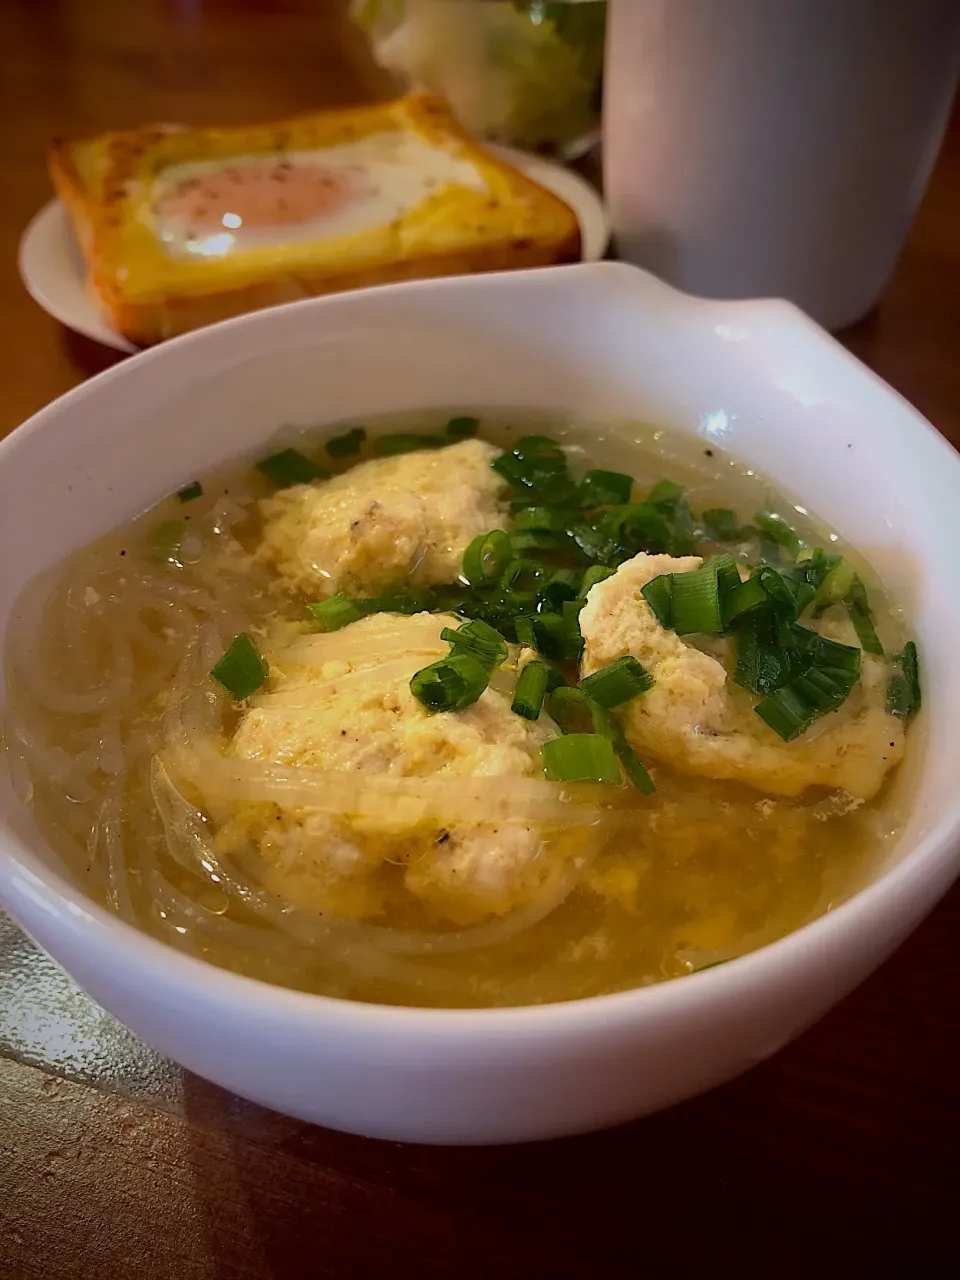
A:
[[48, 94, 581, 345]]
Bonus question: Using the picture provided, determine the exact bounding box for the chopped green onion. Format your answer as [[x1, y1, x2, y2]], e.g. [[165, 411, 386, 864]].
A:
[[614, 739, 656, 794], [210, 633, 268, 700], [647, 479, 685, 508], [570, 518, 617, 564], [256, 448, 326, 487], [542, 734, 622, 784], [752, 565, 801, 622], [844, 576, 883, 655], [722, 575, 768, 625], [177, 480, 203, 503], [668, 561, 726, 635], [797, 627, 863, 680], [510, 530, 567, 554], [887, 641, 921, 718], [410, 653, 488, 713], [547, 686, 611, 735], [561, 597, 585, 626], [733, 615, 797, 695], [501, 558, 550, 596], [445, 415, 479, 439], [539, 568, 581, 610], [701, 508, 742, 541], [641, 573, 674, 628], [305, 594, 362, 631], [795, 547, 841, 593], [440, 619, 508, 671], [813, 558, 857, 613], [462, 530, 511, 587], [513, 506, 570, 532], [713, 552, 742, 605], [511, 660, 560, 720], [516, 612, 584, 662], [492, 436, 576, 503], [604, 503, 676, 557], [752, 628, 862, 739], [512, 435, 566, 461], [755, 667, 851, 741], [325, 426, 366, 458], [754, 511, 803, 556], [579, 565, 616, 598], [580, 656, 654, 708], [373, 433, 443, 457], [578, 469, 633, 507], [352, 590, 432, 616]]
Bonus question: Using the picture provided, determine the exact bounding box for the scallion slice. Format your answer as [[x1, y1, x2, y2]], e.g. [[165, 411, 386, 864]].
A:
[[604, 503, 675, 558], [789, 548, 839, 616], [755, 683, 818, 740], [755, 676, 844, 741], [352, 590, 432, 616], [510, 530, 567, 554], [733, 614, 795, 695], [701, 508, 742, 541], [177, 480, 203, 503], [210, 633, 268, 700], [516, 612, 584, 662], [669, 561, 724, 635], [752, 629, 862, 740], [887, 641, 921, 718], [845, 577, 883, 655], [373, 433, 443, 457], [305, 594, 362, 631], [446, 415, 479, 439], [256, 448, 326, 487], [501, 558, 550, 596], [640, 573, 674, 628], [410, 653, 489, 713], [722, 575, 768, 625], [547, 686, 612, 736], [754, 511, 803, 556], [462, 530, 511, 587], [491, 436, 576, 503], [325, 426, 366, 459], [513, 506, 570, 533], [614, 739, 656, 795], [753, 565, 801, 622], [512, 435, 566, 461], [578, 469, 633, 508], [579, 565, 616, 598], [813, 558, 857, 612], [647, 479, 685, 508], [511, 661, 558, 720], [580, 656, 654, 708], [542, 734, 622, 784], [440, 619, 508, 671], [539, 569, 581, 610]]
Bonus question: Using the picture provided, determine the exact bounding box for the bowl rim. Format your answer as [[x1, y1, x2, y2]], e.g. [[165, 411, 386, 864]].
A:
[[2, 260, 959, 1040]]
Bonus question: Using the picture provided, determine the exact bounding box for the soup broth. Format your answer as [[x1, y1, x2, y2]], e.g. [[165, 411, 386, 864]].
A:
[[1, 412, 916, 1008]]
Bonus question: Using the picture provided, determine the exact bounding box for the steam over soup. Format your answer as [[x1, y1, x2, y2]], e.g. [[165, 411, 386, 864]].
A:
[[1, 413, 921, 1008]]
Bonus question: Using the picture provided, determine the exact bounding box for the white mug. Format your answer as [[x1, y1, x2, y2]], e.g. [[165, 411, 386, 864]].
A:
[[603, 0, 960, 330]]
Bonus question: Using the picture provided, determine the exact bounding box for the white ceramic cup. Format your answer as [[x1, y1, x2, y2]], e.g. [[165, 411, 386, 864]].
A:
[[604, 0, 960, 330]]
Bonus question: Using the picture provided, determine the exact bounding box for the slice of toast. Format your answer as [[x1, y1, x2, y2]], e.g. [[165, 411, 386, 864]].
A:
[[48, 93, 581, 345]]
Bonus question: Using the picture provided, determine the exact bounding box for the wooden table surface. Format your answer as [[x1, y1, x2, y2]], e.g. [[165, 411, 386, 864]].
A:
[[1, 3, 958, 1276]]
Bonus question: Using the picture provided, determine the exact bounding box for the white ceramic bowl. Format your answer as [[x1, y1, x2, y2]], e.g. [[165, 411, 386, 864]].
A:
[[1, 263, 958, 1145]]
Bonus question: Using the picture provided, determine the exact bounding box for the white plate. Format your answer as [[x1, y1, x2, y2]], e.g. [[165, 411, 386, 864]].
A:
[[17, 145, 609, 354]]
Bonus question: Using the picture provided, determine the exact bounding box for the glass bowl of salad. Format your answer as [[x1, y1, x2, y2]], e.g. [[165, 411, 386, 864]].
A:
[[350, 0, 606, 158]]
